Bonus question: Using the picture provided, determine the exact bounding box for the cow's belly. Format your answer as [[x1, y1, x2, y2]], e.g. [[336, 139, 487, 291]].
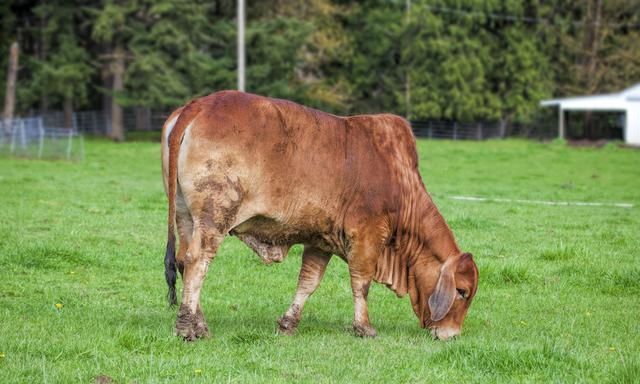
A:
[[230, 215, 340, 258]]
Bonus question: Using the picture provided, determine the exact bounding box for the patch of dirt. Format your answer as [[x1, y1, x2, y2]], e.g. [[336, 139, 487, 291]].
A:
[[95, 375, 113, 384]]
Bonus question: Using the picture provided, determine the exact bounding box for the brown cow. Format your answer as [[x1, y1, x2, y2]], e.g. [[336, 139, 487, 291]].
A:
[[161, 91, 478, 341]]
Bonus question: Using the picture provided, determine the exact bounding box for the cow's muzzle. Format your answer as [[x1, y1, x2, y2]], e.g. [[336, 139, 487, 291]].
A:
[[430, 327, 460, 340]]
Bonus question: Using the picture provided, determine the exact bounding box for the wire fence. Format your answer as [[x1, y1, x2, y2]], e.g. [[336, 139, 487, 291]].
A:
[[411, 121, 501, 140], [410, 119, 557, 140], [36, 109, 171, 137], [0, 108, 558, 161], [0, 117, 84, 160]]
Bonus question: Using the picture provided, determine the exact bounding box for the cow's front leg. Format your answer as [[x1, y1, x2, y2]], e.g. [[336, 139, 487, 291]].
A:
[[348, 237, 379, 338], [176, 226, 223, 341], [349, 272, 376, 338], [278, 246, 331, 335]]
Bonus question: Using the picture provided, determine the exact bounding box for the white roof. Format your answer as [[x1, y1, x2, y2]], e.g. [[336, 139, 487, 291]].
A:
[[540, 83, 640, 110], [623, 84, 640, 101]]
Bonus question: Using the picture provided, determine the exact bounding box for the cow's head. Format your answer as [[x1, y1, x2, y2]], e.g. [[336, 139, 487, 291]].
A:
[[408, 252, 478, 340]]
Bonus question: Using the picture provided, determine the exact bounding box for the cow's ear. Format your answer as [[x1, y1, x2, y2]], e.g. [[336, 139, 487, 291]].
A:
[[428, 262, 456, 322]]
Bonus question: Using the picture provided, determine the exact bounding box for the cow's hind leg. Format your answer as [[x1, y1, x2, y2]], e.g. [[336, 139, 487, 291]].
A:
[[176, 229, 221, 340], [278, 246, 331, 335], [175, 224, 224, 340], [176, 195, 241, 339]]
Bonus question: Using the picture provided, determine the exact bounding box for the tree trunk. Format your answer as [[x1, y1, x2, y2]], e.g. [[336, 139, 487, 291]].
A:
[[135, 106, 151, 131], [39, 14, 49, 114], [3, 41, 19, 133], [110, 44, 125, 142], [64, 96, 73, 129], [498, 119, 507, 138], [101, 43, 113, 135]]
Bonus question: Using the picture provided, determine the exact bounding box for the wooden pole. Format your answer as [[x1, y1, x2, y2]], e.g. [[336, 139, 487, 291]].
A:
[[3, 42, 19, 132], [63, 95, 73, 129]]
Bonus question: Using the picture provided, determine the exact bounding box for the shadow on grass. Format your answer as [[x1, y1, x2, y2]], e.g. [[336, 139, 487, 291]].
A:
[[5, 245, 102, 270]]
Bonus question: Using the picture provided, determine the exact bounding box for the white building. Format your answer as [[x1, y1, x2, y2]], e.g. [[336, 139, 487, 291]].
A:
[[540, 83, 640, 145]]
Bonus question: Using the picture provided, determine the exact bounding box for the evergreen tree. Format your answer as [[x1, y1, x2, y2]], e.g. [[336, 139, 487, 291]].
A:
[[0, 0, 638, 132], [20, 1, 93, 127]]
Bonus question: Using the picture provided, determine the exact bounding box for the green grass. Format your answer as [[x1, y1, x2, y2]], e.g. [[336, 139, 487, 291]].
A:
[[1, 139, 639, 383]]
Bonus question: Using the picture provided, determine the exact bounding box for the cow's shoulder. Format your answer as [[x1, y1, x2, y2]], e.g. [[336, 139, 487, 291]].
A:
[[348, 113, 418, 168]]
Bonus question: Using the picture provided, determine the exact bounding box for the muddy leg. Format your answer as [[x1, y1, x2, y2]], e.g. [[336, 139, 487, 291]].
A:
[[175, 195, 193, 277], [176, 227, 223, 341], [278, 246, 331, 335]]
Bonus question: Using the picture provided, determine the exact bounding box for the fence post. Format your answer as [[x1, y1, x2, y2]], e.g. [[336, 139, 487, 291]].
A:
[[38, 118, 44, 159], [453, 122, 458, 140], [105, 112, 112, 136], [428, 121, 432, 139], [80, 135, 85, 161], [92, 111, 98, 135], [10, 120, 16, 153], [67, 129, 73, 160], [19, 119, 26, 149], [477, 123, 483, 140]]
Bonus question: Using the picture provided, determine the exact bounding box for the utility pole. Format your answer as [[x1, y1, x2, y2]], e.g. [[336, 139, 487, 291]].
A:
[[3, 42, 19, 132], [237, 0, 245, 92], [404, 0, 411, 120]]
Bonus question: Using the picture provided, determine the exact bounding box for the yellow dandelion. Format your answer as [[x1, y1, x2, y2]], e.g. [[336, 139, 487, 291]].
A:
[[194, 369, 203, 375], [609, 347, 616, 351], [55, 303, 63, 310], [0, 352, 5, 359]]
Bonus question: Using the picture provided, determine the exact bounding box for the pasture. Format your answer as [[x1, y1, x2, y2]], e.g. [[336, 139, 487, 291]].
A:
[[0, 139, 638, 383]]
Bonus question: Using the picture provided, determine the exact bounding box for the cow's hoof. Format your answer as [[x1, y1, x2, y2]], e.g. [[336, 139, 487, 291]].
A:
[[176, 304, 196, 340], [194, 309, 210, 339], [353, 322, 377, 338], [277, 315, 299, 335], [176, 327, 196, 341], [176, 304, 209, 341]]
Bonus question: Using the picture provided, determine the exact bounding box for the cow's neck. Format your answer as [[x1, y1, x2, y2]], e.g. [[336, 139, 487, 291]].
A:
[[416, 194, 460, 263], [374, 190, 459, 296]]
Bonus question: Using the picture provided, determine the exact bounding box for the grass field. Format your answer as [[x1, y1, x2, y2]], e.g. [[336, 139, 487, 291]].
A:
[[1, 139, 639, 383]]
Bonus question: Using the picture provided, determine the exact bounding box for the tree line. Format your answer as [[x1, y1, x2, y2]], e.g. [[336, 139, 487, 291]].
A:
[[1, 0, 639, 139]]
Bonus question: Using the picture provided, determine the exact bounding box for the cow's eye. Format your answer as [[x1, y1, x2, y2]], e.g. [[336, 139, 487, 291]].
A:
[[456, 288, 467, 299]]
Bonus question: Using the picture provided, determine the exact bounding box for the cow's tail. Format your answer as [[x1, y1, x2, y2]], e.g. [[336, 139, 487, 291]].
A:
[[165, 103, 198, 307], [164, 119, 179, 307], [164, 227, 177, 306]]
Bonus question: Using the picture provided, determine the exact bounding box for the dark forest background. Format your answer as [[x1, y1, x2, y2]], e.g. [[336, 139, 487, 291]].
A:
[[1, 0, 639, 132]]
